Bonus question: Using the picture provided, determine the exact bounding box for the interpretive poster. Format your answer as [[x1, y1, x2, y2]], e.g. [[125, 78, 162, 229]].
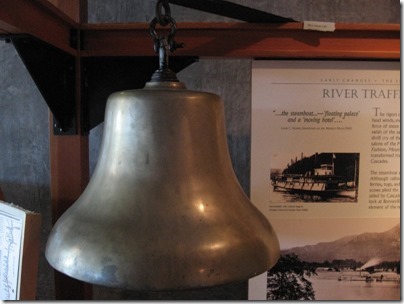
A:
[[248, 61, 400, 301]]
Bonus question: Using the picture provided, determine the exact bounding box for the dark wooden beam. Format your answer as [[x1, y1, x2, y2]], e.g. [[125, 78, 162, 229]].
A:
[[0, 0, 78, 54], [80, 22, 400, 60], [44, 0, 88, 23], [0, 1, 399, 61]]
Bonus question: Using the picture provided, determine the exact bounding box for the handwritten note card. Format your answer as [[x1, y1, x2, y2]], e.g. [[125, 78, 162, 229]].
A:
[[0, 201, 41, 300], [0, 207, 23, 300]]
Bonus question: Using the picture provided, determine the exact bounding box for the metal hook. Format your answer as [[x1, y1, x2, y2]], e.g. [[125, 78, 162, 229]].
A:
[[148, 0, 184, 82]]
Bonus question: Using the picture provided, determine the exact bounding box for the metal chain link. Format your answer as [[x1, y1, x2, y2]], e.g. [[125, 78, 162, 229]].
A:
[[149, 0, 184, 54], [155, 0, 171, 26]]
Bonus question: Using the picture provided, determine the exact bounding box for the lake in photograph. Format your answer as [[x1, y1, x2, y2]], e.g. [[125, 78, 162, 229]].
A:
[[308, 271, 400, 300]]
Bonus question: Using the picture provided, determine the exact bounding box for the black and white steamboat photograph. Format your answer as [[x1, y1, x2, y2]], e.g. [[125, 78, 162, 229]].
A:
[[270, 152, 359, 203]]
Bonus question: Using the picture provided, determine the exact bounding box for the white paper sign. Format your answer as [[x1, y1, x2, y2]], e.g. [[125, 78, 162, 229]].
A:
[[303, 21, 335, 32]]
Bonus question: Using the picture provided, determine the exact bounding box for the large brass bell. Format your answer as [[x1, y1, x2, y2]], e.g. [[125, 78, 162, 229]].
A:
[[45, 3, 279, 291], [45, 78, 279, 290]]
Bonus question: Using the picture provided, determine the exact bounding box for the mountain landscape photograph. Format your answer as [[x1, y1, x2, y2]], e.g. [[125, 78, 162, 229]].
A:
[[266, 218, 400, 300], [281, 223, 400, 264]]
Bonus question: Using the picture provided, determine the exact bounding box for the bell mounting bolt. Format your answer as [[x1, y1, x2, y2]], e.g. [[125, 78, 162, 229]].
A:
[[149, 0, 185, 82]]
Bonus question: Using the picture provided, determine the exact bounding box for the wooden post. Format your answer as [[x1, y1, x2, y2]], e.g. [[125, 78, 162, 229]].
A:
[[49, 131, 93, 300], [48, 0, 92, 300]]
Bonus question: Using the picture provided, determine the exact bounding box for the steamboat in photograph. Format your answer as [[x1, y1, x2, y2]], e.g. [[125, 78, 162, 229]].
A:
[[271, 152, 359, 203]]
